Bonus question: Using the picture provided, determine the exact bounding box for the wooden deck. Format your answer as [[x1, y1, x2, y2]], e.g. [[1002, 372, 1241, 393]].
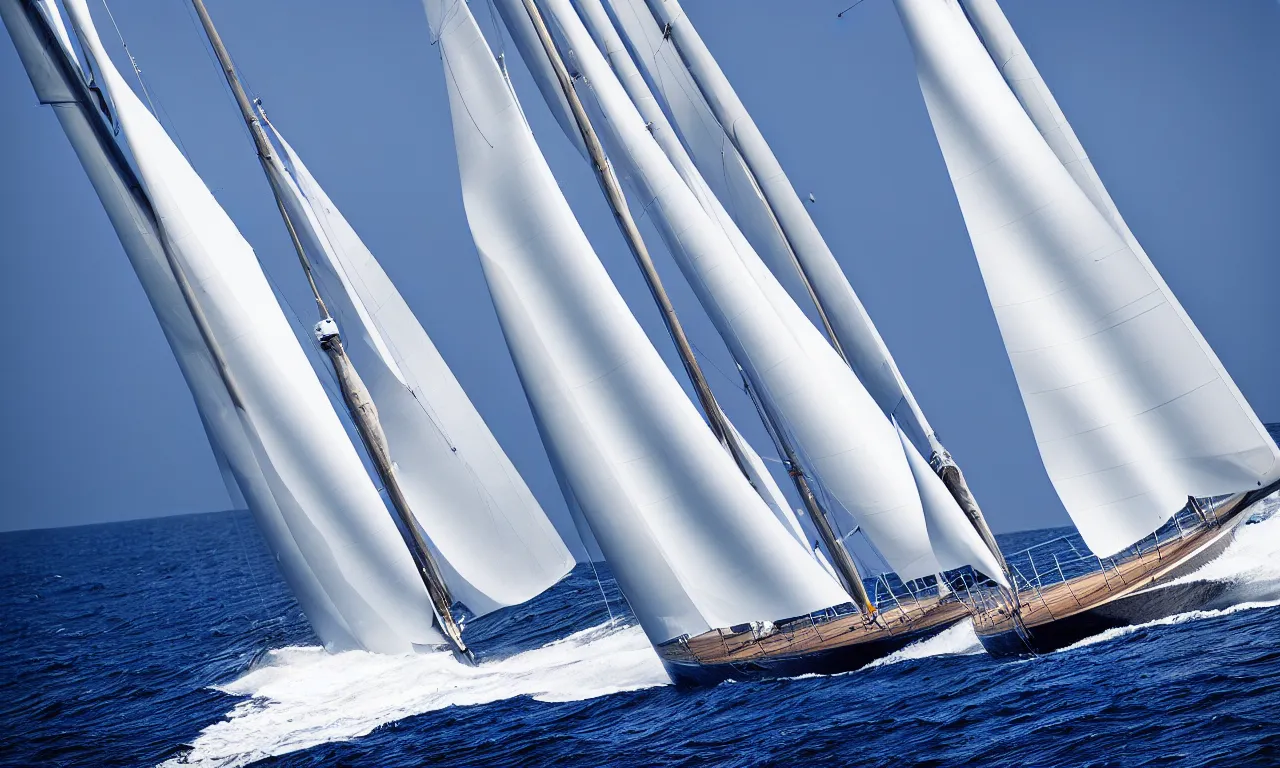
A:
[[657, 595, 971, 667], [973, 491, 1258, 638]]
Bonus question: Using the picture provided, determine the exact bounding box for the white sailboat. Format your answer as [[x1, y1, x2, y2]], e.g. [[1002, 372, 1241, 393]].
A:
[[893, 0, 1280, 655], [5, 0, 573, 659]]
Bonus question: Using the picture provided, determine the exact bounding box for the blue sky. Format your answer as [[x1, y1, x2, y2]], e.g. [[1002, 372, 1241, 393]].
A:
[[1, 0, 1277, 539]]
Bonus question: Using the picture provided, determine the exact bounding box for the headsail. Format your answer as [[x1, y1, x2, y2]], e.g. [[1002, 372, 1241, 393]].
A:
[[421, 0, 847, 643], [53, 0, 442, 651], [894, 0, 1280, 556], [258, 119, 574, 617]]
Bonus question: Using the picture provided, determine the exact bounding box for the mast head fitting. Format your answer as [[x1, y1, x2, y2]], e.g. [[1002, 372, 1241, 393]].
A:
[[314, 317, 339, 343]]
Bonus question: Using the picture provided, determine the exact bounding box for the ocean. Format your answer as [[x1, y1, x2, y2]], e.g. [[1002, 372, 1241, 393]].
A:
[[2, 493, 1279, 768]]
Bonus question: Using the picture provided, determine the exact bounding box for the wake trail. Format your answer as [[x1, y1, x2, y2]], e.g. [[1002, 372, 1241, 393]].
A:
[[161, 621, 669, 768]]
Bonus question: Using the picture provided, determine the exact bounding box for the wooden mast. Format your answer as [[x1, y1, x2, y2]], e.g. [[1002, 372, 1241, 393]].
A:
[[652, 13, 1010, 582], [519, 0, 755, 478], [739, 365, 876, 614], [188, 0, 472, 663]]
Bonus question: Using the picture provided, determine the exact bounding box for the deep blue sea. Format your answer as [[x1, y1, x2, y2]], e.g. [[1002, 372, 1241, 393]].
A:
[[2, 492, 1279, 768]]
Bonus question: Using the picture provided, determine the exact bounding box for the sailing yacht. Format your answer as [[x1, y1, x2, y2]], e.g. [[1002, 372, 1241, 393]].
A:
[[893, 0, 1280, 655], [419, 0, 1001, 684], [3, 0, 572, 660]]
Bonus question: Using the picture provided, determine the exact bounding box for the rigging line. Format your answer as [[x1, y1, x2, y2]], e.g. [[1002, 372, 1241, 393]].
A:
[[585, 557, 617, 625], [100, 0, 156, 113], [689, 342, 746, 393], [836, 0, 870, 18], [98, 0, 191, 158]]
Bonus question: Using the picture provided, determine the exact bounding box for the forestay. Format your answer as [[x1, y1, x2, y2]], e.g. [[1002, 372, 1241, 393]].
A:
[[59, 0, 443, 651], [420, 0, 846, 644], [259, 122, 574, 616], [894, 0, 1280, 556], [510, 0, 945, 581]]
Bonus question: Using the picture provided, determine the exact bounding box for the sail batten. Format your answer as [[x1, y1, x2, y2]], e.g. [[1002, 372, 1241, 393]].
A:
[[894, 0, 1280, 557], [422, 0, 846, 644]]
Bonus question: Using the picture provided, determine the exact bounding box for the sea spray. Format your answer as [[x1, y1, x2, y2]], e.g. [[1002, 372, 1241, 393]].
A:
[[162, 622, 669, 768], [865, 618, 984, 669]]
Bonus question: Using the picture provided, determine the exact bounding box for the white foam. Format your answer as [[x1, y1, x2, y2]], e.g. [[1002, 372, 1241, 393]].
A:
[[162, 622, 669, 768], [865, 618, 984, 669], [1168, 491, 1280, 598]]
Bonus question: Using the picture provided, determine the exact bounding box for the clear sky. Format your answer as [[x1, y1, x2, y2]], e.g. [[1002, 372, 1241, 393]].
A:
[[1, 0, 1277, 541]]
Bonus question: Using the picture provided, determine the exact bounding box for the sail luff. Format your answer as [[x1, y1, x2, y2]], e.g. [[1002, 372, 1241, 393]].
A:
[[893, 0, 1280, 556], [519, 0, 746, 469], [422, 0, 848, 644], [957, 0, 1129, 244]]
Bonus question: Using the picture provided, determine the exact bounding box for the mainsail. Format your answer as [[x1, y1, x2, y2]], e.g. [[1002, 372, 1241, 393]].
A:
[[258, 118, 574, 617], [894, 0, 1280, 556], [36, 0, 443, 652], [420, 0, 847, 644], [497, 0, 954, 582]]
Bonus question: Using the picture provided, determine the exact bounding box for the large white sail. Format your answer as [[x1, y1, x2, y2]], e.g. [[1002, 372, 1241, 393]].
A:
[[0, 0, 365, 650], [957, 0, 1131, 246], [612, 0, 940, 458], [894, 0, 1280, 556], [259, 122, 574, 617], [421, 0, 847, 644], [58, 0, 443, 651], [503, 0, 946, 581]]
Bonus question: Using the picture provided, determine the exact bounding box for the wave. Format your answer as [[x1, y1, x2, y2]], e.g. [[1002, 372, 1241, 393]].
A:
[[161, 621, 669, 768], [865, 618, 984, 669]]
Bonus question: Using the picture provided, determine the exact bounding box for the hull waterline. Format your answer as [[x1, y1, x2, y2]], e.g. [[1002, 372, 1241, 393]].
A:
[[656, 596, 971, 687], [976, 482, 1279, 658]]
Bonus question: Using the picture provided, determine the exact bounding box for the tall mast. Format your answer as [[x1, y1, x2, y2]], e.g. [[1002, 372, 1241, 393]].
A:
[[739, 364, 875, 614], [188, 0, 472, 663], [645, 2, 1009, 579], [519, 0, 754, 479]]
